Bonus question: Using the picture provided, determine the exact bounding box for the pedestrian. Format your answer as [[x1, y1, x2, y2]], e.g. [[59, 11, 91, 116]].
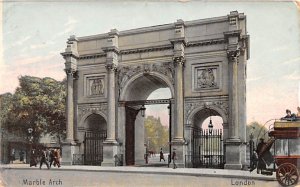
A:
[[172, 148, 177, 169], [30, 149, 37, 167], [39, 149, 50, 169], [159, 148, 165, 162], [19, 150, 25, 163], [49, 149, 55, 168], [53, 149, 61, 168], [10, 149, 15, 164]]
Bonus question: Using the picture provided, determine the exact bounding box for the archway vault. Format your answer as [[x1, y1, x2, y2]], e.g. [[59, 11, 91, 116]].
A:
[[187, 104, 228, 125], [120, 72, 174, 101]]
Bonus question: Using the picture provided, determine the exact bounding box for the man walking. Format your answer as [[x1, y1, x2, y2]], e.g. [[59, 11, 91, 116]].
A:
[[172, 148, 177, 169], [39, 149, 50, 169], [159, 148, 165, 162]]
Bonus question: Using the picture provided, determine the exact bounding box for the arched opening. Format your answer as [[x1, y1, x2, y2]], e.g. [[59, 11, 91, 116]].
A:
[[189, 108, 225, 169], [83, 113, 107, 165], [145, 88, 171, 165], [121, 73, 173, 166], [84, 113, 107, 131]]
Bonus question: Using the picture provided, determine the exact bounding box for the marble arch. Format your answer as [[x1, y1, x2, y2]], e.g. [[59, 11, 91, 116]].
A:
[[61, 11, 250, 169]]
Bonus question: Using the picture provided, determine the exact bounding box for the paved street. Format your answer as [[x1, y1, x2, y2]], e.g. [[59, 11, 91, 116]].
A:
[[0, 168, 282, 187]]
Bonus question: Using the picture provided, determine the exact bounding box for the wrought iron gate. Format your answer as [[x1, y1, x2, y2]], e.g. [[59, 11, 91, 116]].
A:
[[84, 131, 107, 165], [190, 128, 225, 168]]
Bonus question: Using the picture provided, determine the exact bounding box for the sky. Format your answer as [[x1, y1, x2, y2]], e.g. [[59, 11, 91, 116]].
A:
[[1, 1, 300, 127]]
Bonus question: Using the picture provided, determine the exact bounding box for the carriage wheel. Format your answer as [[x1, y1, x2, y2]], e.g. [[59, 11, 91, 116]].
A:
[[276, 163, 299, 187]]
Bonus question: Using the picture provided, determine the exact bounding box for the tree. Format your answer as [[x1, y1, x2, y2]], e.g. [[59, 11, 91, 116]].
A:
[[4, 76, 66, 143], [246, 121, 269, 143], [144, 116, 169, 152]]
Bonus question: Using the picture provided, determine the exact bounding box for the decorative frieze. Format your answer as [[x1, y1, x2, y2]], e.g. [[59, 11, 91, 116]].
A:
[[117, 62, 175, 93], [187, 38, 225, 47], [78, 103, 108, 122]]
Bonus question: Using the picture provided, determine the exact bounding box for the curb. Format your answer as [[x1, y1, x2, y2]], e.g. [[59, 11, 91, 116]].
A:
[[1, 165, 276, 181]]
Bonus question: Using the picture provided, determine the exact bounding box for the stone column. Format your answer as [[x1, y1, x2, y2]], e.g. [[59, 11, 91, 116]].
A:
[[224, 11, 243, 169], [101, 29, 120, 166], [65, 69, 76, 142], [169, 19, 186, 167], [105, 63, 118, 143], [173, 56, 185, 142], [61, 35, 79, 165], [227, 50, 240, 140]]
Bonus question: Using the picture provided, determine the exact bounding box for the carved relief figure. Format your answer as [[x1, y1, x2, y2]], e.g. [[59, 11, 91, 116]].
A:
[[197, 68, 216, 88], [91, 79, 104, 95]]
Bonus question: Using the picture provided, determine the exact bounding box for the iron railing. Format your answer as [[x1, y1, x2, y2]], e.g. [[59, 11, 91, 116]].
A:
[[188, 128, 225, 168], [73, 154, 84, 165]]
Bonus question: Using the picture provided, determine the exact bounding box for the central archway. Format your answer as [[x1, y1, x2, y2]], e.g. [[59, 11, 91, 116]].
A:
[[119, 72, 174, 165]]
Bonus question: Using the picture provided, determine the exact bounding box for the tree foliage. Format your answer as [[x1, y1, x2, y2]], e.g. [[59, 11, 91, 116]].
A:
[[1, 76, 66, 143], [246, 121, 269, 143], [144, 116, 169, 153]]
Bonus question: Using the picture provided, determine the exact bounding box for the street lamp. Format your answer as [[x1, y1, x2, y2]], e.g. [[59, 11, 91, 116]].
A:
[[27, 128, 33, 143], [207, 108, 214, 134], [27, 128, 34, 165], [140, 105, 146, 117]]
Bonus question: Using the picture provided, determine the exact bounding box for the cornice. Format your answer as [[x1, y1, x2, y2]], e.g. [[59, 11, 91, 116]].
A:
[[76, 38, 227, 59], [187, 38, 225, 47], [224, 30, 242, 39], [169, 37, 187, 46], [120, 44, 173, 55], [102, 46, 120, 54], [61, 51, 79, 59], [78, 53, 106, 60]]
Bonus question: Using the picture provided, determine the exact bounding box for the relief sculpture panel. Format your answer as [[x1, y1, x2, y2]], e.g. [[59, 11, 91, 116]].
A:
[[192, 63, 221, 92]]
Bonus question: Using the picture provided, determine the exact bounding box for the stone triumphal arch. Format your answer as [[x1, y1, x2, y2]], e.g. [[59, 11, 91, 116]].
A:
[[61, 11, 250, 169]]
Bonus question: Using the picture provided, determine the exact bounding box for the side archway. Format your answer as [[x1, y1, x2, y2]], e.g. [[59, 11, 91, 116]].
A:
[[185, 105, 227, 168], [77, 113, 107, 165]]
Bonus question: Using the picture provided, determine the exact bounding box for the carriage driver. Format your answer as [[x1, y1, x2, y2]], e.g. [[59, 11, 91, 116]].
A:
[[256, 138, 267, 174]]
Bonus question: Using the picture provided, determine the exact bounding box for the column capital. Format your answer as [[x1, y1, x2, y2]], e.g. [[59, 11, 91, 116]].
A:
[[105, 63, 118, 72], [64, 68, 77, 76], [173, 56, 185, 67], [227, 49, 240, 62]]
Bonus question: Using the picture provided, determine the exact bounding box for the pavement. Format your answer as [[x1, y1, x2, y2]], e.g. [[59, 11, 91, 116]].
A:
[[0, 163, 276, 181]]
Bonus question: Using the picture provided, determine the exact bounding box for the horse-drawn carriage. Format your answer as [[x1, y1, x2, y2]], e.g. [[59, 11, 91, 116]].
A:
[[249, 120, 300, 186]]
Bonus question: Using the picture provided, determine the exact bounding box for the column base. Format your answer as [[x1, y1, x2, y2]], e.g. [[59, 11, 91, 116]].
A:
[[61, 141, 78, 165], [224, 138, 242, 170], [101, 140, 119, 166]]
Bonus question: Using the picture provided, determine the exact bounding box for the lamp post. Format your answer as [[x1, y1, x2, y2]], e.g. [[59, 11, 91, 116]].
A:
[[168, 100, 172, 166], [27, 128, 33, 143], [140, 105, 146, 117], [27, 128, 33, 164], [207, 108, 214, 134]]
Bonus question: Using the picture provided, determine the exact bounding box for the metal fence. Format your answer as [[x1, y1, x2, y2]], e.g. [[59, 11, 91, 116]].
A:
[[186, 128, 225, 168], [72, 154, 84, 165]]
